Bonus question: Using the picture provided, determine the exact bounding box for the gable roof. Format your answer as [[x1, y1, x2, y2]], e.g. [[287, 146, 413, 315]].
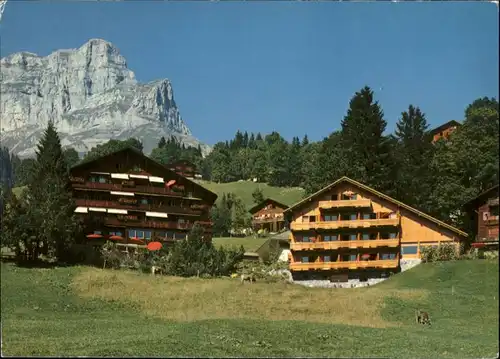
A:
[[428, 120, 461, 136], [71, 147, 217, 203], [463, 184, 499, 209], [248, 198, 289, 214], [284, 176, 468, 238]]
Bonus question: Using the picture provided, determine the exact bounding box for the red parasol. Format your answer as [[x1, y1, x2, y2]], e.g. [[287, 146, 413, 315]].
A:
[[471, 242, 486, 248], [166, 180, 176, 187], [109, 235, 124, 241], [128, 237, 145, 244], [361, 254, 371, 259], [86, 234, 103, 239], [147, 241, 163, 251]]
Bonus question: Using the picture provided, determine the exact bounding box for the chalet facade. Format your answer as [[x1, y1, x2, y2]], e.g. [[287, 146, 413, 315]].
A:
[[284, 177, 467, 281], [70, 147, 217, 249], [249, 198, 289, 233], [167, 160, 201, 180], [464, 185, 499, 251], [429, 120, 461, 143]]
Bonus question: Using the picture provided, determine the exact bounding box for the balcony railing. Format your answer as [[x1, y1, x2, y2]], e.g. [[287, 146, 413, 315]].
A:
[[72, 182, 186, 198], [289, 259, 399, 271], [485, 216, 499, 226], [75, 199, 203, 216], [99, 217, 213, 231], [318, 199, 372, 210], [252, 217, 284, 224], [290, 238, 400, 251], [290, 217, 400, 231]]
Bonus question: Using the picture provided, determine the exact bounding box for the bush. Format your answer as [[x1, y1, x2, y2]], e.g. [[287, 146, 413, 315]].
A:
[[420, 243, 459, 263], [163, 224, 245, 277]]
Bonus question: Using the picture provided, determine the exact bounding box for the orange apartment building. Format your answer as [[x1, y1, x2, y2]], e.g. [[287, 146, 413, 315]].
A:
[[284, 177, 467, 281], [70, 147, 217, 249], [429, 120, 461, 143], [249, 198, 289, 233]]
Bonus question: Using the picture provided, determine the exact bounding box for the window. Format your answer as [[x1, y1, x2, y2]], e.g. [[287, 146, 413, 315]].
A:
[[145, 231, 152, 240], [349, 234, 357, 241], [402, 245, 418, 255], [389, 232, 398, 239], [303, 237, 310, 243], [301, 257, 309, 263], [141, 198, 149, 205], [363, 213, 376, 220], [331, 194, 339, 201], [128, 229, 136, 238], [381, 253, 396, 260], [324, 256, 331, 262], [324, 214, 338, 221], [350, 214, 357, 220], [351, 194, 358, 200], [350, 254, 357, 261], [331, 235, 338, 241], [175, 233, 187, 240], [98, 176, 107, 183], [136, 230, 145, 239], [109, 231, 123, 237], [324, 235, 331, 242], [362, 233, 370, 240], [309, 216, 316, 222], [94, 230, 102, 235]]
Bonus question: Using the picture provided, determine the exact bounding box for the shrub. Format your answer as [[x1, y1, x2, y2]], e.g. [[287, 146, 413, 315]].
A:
[[101, 242, 123, 269], [420, 243, 459, 263]]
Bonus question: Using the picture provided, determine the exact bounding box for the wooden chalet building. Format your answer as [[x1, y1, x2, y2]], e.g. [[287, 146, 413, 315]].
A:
[[284, 176, 467, 281], [463, 185, 499, 251], [167, 159, 201, 180], [249, 198, 289, 233], [429, 120, 461, 143], [70, 147, 217, 248]]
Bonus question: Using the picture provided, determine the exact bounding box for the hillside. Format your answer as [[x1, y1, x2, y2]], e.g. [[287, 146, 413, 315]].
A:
[[1, 259, 498, 357], [194, 180, 305, 208]]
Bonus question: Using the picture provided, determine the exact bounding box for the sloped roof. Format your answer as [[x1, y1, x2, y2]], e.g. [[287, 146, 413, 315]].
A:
[[428, 120, 461, 136], [248, 198, 290, 214], [71, 146, 217, 203], [463, 184, 499, 209], [284, 176, 467, 238]]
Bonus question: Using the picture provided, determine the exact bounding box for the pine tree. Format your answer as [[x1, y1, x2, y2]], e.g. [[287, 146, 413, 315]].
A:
[[393, 105, 434, 210], [251, 187, 265, 204], [340, 86, 397, 194], [27, 120, 81, 262], [158, 136, 167, 149]]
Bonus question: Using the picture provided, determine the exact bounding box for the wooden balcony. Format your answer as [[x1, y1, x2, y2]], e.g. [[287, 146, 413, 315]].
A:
[[75, 199, 203, 216], [100, 217, 212, 231], [290, 217, 399, 231], [290, 238, 400, 251], [487, 198, 499, 207], [252, 217, 285, 224], [318, 199, 372, 210], [486, 217, 499, 226], [289, 259, 399, 271], [72, 182, 188, 198]]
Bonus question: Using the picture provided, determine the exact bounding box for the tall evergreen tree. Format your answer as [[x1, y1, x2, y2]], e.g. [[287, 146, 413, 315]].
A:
[[158, 136, 167, 149], [27, 120, 81, 261], [393, 105, 434, 210], [340, 86, 397, 194]]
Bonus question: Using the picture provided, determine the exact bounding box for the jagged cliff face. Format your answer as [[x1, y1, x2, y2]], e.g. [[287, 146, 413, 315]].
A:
[[0, 39, 209, 158]]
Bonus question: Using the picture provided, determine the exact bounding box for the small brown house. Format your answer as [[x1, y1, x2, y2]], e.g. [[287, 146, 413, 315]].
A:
[[429, 120, 461, 143], [464, 185, 499, 250], [249, 198, 289, 233], [167, 160, 201, 179]]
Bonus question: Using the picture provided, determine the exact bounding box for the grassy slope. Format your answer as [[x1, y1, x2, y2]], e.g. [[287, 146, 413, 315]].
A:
[[212, 236, 269, 252], [194, 180, 305, 209], [1, 260, 498, 357]]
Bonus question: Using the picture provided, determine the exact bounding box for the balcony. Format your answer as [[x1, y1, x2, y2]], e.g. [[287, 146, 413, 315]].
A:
[[290, 238, 400, 251], [485, 216, 499, 226], [103, 217, 213, 231], [75, 199, 203, 217], [318, 199, 372, 210], [72, 182, 188, 198], [252, 217, 285, 224], [289, 259, 399, 271], [487, 198, 499, 207], [290, 217, 399, 231]]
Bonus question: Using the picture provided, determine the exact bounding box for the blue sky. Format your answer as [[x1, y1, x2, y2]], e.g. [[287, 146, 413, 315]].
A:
[[1, 1, 498, 145]]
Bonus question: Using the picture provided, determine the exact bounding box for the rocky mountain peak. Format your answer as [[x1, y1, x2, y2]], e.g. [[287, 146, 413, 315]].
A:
[[0, 39, 207, 158]]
